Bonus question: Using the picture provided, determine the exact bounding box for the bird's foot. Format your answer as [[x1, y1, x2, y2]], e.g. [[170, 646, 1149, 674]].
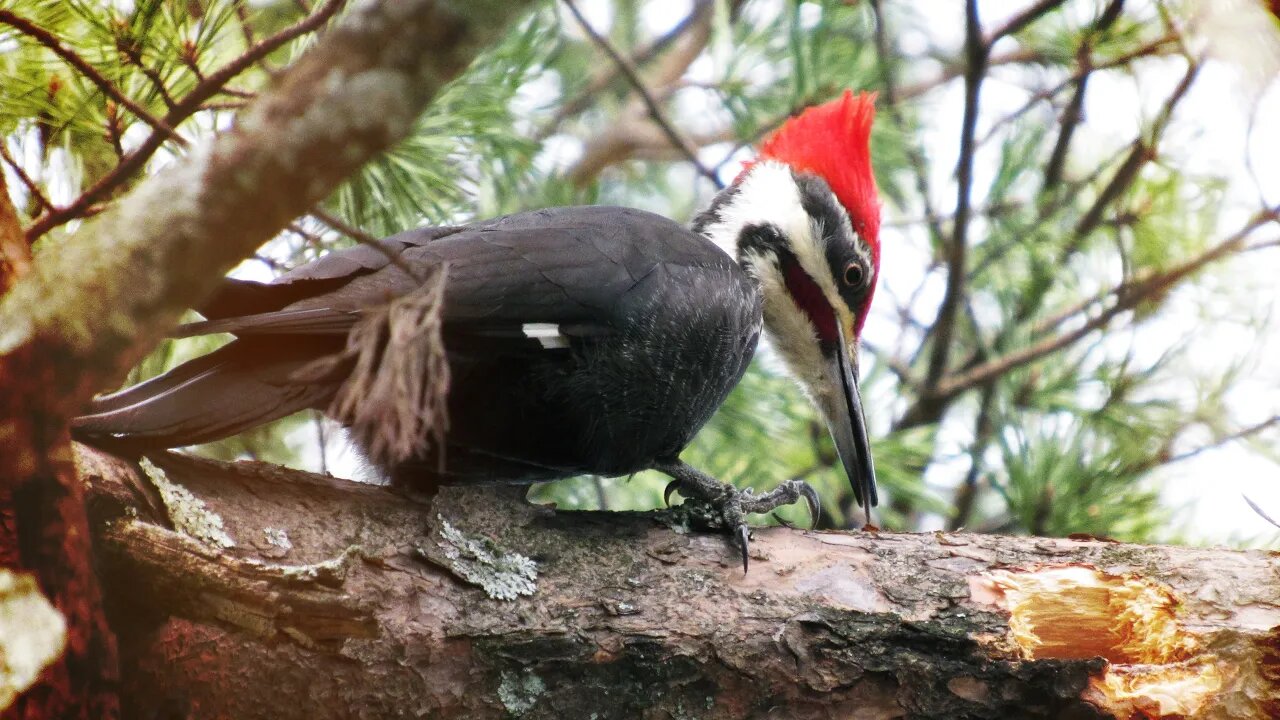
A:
[[656, 461, 820, 573]]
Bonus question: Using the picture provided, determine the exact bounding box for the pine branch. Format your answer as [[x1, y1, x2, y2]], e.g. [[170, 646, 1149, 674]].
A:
[[1041, 0, 1125, 192], [0, 141, 53, 217], [23, 0, 347, 242], [986, 0, 1070, 43], [977, 33, 1178, 147], [1070, 58, 1199, 245], [0, 10, 185, 146]]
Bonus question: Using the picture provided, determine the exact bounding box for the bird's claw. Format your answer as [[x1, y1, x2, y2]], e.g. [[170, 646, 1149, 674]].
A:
[[663, 479, 681, 507], [736, 479, 822, 530], [657, 463, 821, 573], [799, 482, 822, 530]]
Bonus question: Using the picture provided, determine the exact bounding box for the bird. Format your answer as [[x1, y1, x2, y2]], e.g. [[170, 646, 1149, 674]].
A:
[[73, 90, 883, 570]]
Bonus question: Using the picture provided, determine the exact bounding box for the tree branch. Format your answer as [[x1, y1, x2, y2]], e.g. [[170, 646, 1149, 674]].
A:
[[932, 206, 1276, 398], [986, 0, 1070, 44], [78, 448, 1280, 719], [561, 0, 722, 188], [537, 0, 716, 140], [922, 0, 987, 389], [1041, 0, 1128, 192], [1071, 56, 1199, 245]]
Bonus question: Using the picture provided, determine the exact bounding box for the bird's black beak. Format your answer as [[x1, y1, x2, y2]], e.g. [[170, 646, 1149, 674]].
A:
[[817, 322, 878, 525]]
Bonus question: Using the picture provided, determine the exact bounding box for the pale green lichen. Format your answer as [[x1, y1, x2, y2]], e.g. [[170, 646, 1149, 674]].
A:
[[141, 457, 235, 550], [497, 670, 545, 715], [0, 570, 66, 711], [436, 516, 536, 601]]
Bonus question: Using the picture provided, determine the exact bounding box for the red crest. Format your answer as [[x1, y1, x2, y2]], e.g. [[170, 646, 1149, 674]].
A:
[[754, 90, 881, 269]]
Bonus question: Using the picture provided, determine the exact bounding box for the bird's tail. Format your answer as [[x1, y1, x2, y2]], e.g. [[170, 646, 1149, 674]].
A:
[[72, 337, 341, 452]]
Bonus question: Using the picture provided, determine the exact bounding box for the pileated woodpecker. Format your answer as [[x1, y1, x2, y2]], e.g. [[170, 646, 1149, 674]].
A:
[[74, 91, 883, 569]]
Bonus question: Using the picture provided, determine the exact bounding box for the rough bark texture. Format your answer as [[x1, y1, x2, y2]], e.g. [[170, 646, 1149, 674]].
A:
[[78, 447, 1280, 720]]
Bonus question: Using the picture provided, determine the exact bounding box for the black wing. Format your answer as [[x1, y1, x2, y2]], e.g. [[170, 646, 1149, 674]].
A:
[[73, 206, 738, 448]]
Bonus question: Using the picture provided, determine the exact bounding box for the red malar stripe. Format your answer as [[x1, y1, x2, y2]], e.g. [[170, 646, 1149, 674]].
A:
[[782, 258, 838, 344]]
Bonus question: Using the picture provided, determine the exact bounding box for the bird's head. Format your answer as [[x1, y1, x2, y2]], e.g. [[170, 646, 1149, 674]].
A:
[[694, 90, 882, 522]]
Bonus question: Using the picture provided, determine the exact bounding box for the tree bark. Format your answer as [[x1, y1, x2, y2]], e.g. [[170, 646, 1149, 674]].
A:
[[78, 447, 1280, 720]]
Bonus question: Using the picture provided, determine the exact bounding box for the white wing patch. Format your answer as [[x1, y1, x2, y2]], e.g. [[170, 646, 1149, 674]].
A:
[[522, 323, 570, 349]]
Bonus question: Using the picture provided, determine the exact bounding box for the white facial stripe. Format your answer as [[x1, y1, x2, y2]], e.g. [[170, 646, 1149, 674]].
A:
[[749, 251, 827, 396], [705, 161, 814, 261], [522, 323, 569, 349]]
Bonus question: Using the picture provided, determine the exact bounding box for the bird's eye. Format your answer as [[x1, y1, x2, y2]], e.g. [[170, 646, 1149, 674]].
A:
[[843, 262, 865, 289]]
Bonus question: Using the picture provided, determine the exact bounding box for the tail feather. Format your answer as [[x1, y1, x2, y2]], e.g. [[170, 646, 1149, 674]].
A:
[[73, 338, 341, 450]]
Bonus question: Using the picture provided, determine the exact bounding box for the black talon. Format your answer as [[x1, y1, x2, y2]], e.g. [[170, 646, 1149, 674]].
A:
[[736, 524, 750, 573], [663, 479, 681, 507], [799, 483, 822, 530]]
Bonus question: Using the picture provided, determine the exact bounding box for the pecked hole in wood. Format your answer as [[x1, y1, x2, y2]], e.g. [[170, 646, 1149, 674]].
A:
[[969, 564, 1224, 719]]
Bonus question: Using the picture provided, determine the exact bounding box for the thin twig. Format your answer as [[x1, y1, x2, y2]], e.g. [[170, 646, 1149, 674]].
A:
[[1071, 58, 1199, 245], [538, 0, 715, 141], [986, 0, 1070, 43], [0, 141, 53, 216], [897, 47, 1046, 103], [977, 34, 1177, 147], [199, 101, 250, 112], [216, 86, 258, 100], [1168, 415, 1280, 466], [1041, 49, 1091, 192], [871, 0, 947, 248], [1033, 206, 1279, 335], [235, 1, 258, 46], [309, 206, 426, 283], [308, 206, 377, 245], [120, 45, 180, 111], [922, 0, 987, 389], [23, 0, 346, 242], [561, 0, 722, 188], [0, 9, 185, 146]]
